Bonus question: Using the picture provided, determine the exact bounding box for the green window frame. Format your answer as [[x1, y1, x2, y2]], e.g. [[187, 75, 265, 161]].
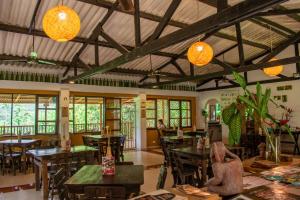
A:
[[0, 93, 58, 136], [146, 99, 156, 128]]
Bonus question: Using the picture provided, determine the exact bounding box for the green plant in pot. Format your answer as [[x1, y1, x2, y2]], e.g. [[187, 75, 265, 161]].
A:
[[222, 72, 292, 163]]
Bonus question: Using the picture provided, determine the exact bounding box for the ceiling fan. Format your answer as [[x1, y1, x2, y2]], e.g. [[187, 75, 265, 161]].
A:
[[147, 54, 167, 78], [0, 17, 57, 66]]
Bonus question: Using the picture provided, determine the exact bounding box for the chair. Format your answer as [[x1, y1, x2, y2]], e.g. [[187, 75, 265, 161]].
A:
[[83, 186, 126, 200], [110, 137, 122, 162], [173, 152, 200, 187], [25, 140, 42, 173], [156, 165, 167, 190], [49, 168, 68, 200], [97, 137, 108, 160], [2, 144, 22, 176], [119, 135, 126, 162], [70, 151, 95, 174]]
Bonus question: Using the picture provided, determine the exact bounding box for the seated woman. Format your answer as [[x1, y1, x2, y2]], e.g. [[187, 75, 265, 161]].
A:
[[157, 119, 166, 130], [206, 142, 243, 196]]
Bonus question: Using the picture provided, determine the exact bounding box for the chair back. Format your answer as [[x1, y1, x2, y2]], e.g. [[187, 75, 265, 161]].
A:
[[83, 186, 126, 200], [98, 137, 108, 157], [156, 165, 167, 190], [52, 168, 68, 200], [110, 137, 122, 162], [115, 161, 134, 165], [49, 153, 71, 176]]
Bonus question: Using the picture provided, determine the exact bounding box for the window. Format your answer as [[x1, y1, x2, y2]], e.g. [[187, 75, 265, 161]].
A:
[[181, 101, 191, 127], [157, 99, 169, 128], [146, 100, 156, 128], [146, 99, 192, 129], [105, 98, 121, 134], [37, 96, 58, 134], [0, 93, 58, 136], [169, 100, 180, 128], [69, 96, 104, 133]]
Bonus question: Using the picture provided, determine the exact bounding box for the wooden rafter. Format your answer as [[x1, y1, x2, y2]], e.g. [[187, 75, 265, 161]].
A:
[[144, 0, 181, 44], [0, 23, 183, 59], [141, 31, 300, 87], [62, 0, 286, 83], [134, 0, 141, 47], [235, 23, 245, 66]]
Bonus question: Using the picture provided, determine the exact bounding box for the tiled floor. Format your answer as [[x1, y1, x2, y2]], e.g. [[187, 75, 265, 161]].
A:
[[0, 150, 173, 200]]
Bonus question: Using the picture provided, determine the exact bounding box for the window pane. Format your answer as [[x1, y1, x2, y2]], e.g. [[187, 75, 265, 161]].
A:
[[38, 110, 45, 121], [45, 122, 56, 134], [170, 110, 180, 118], [47, 110, 56, 121], [0, 94, 12, 135], [74, 97, 86, 133], [170, 100, 179, 109], [147, 119, 155, 128], [146, 110, 155, 119], [157, 99, 169, 128], [182, 110, 187, 118], [170, 119, 179, 128], [38, 96, 57, 109], [12, 94, 36, 135], [181, 101, 190, 109], [69, 121, 74, 133], [181, 118, 191, 127], [87, 97, 103, 132], [106, 98, 120, 108], [146, 100, 155, 109]]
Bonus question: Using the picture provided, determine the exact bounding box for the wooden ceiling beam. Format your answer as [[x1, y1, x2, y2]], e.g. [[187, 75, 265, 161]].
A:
[[257, 8, 300, 16], [171, 60, 186, 76], [142, 56, 300, 87], [62, 0, 285, 83], [197, 76, 299, 92], [235, 23, 245, 66], [141, 31, 300, 87], [0, 23, 183, 59], [99, 29, 129, 54], [277, 5, 300, 22], [144, 0, 181, 44], [133, 0, 141, 47]]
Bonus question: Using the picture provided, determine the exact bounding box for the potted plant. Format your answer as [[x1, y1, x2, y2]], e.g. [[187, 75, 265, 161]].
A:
[[222, 72, 292, 163]]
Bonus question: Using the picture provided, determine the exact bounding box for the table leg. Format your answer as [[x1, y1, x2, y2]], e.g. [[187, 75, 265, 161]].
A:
[[41, 160, 49, 200], [34, 160, 40, 191], [201, 159, 207, 185]]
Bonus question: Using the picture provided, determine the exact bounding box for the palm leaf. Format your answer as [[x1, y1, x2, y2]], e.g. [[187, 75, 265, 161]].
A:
[[233, 71, 246, 89], [239, 96, 259, 113]]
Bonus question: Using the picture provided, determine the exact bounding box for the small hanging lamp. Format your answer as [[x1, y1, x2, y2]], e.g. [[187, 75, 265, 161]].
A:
[[263, 58, 283, 76], [43, 3, 80, 42], [187, 41, 214, 67], [264, 26, 284, 76]]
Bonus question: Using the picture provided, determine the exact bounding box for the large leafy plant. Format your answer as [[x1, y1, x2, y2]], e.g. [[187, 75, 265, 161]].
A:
[[227, 72, 292, 153]]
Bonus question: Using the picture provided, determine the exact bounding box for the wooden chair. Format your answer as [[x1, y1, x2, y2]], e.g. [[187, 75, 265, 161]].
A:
[[173, 152, 200, 187], [83, 186, 126, 200], [25, 140, 42, 173], [2, 144, 22, 176], [156, 165, 167, 190], [110, 137, 122, 162], [50, 168, 68, 200], [98, 137, 108, 161], [70, 151, 95, 174], [119, 135, 126, 162]]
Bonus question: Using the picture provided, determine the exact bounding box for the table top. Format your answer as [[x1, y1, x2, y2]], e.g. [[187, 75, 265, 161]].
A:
[[28, 145, 97, 158], [0, 139, 40, 145], [172, 146, 210, 159], [163, 135, 196, 141], [65, 165, 144, 186], [83, 134, 124, 139]]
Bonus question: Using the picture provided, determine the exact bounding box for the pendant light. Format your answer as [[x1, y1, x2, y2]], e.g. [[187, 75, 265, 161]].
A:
[[263, 26, 283, 76], [43, 0, 81, 42], [187, 1, 213, 67]]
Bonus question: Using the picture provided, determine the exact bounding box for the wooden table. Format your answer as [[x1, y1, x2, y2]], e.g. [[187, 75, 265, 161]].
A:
[[0, 139, 41, 156], [28, 145, 98, 200], [172, 146, 210, 185], [64, 165, 144, 198]]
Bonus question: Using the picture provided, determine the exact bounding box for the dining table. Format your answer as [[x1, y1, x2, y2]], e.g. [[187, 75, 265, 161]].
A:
[[28, 145, 98, 200], [0, 139, 41, 157], [64, 164, 144, 198], [172, 146, 210, 185]]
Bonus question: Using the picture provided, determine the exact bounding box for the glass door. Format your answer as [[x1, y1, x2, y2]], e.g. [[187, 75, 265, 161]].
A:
[[105, 98, 121, 134], [121, 99, 136, 149]]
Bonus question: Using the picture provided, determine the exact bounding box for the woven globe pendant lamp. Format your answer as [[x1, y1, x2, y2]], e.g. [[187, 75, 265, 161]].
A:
[[263, 58, 283, 77], [187, 41, 214, 67], [43, 5, 80, 42]]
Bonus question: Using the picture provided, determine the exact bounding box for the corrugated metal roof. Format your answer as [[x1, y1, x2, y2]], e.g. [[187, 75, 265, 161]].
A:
[[0, 0, 299, 82]]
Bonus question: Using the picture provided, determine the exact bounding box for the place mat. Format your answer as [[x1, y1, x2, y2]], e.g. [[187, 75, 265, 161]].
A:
[[130, 189, 186, 200], [174, 185, 221, 200], [238, 185, 300, 200], [242, 176, 272, 190]]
